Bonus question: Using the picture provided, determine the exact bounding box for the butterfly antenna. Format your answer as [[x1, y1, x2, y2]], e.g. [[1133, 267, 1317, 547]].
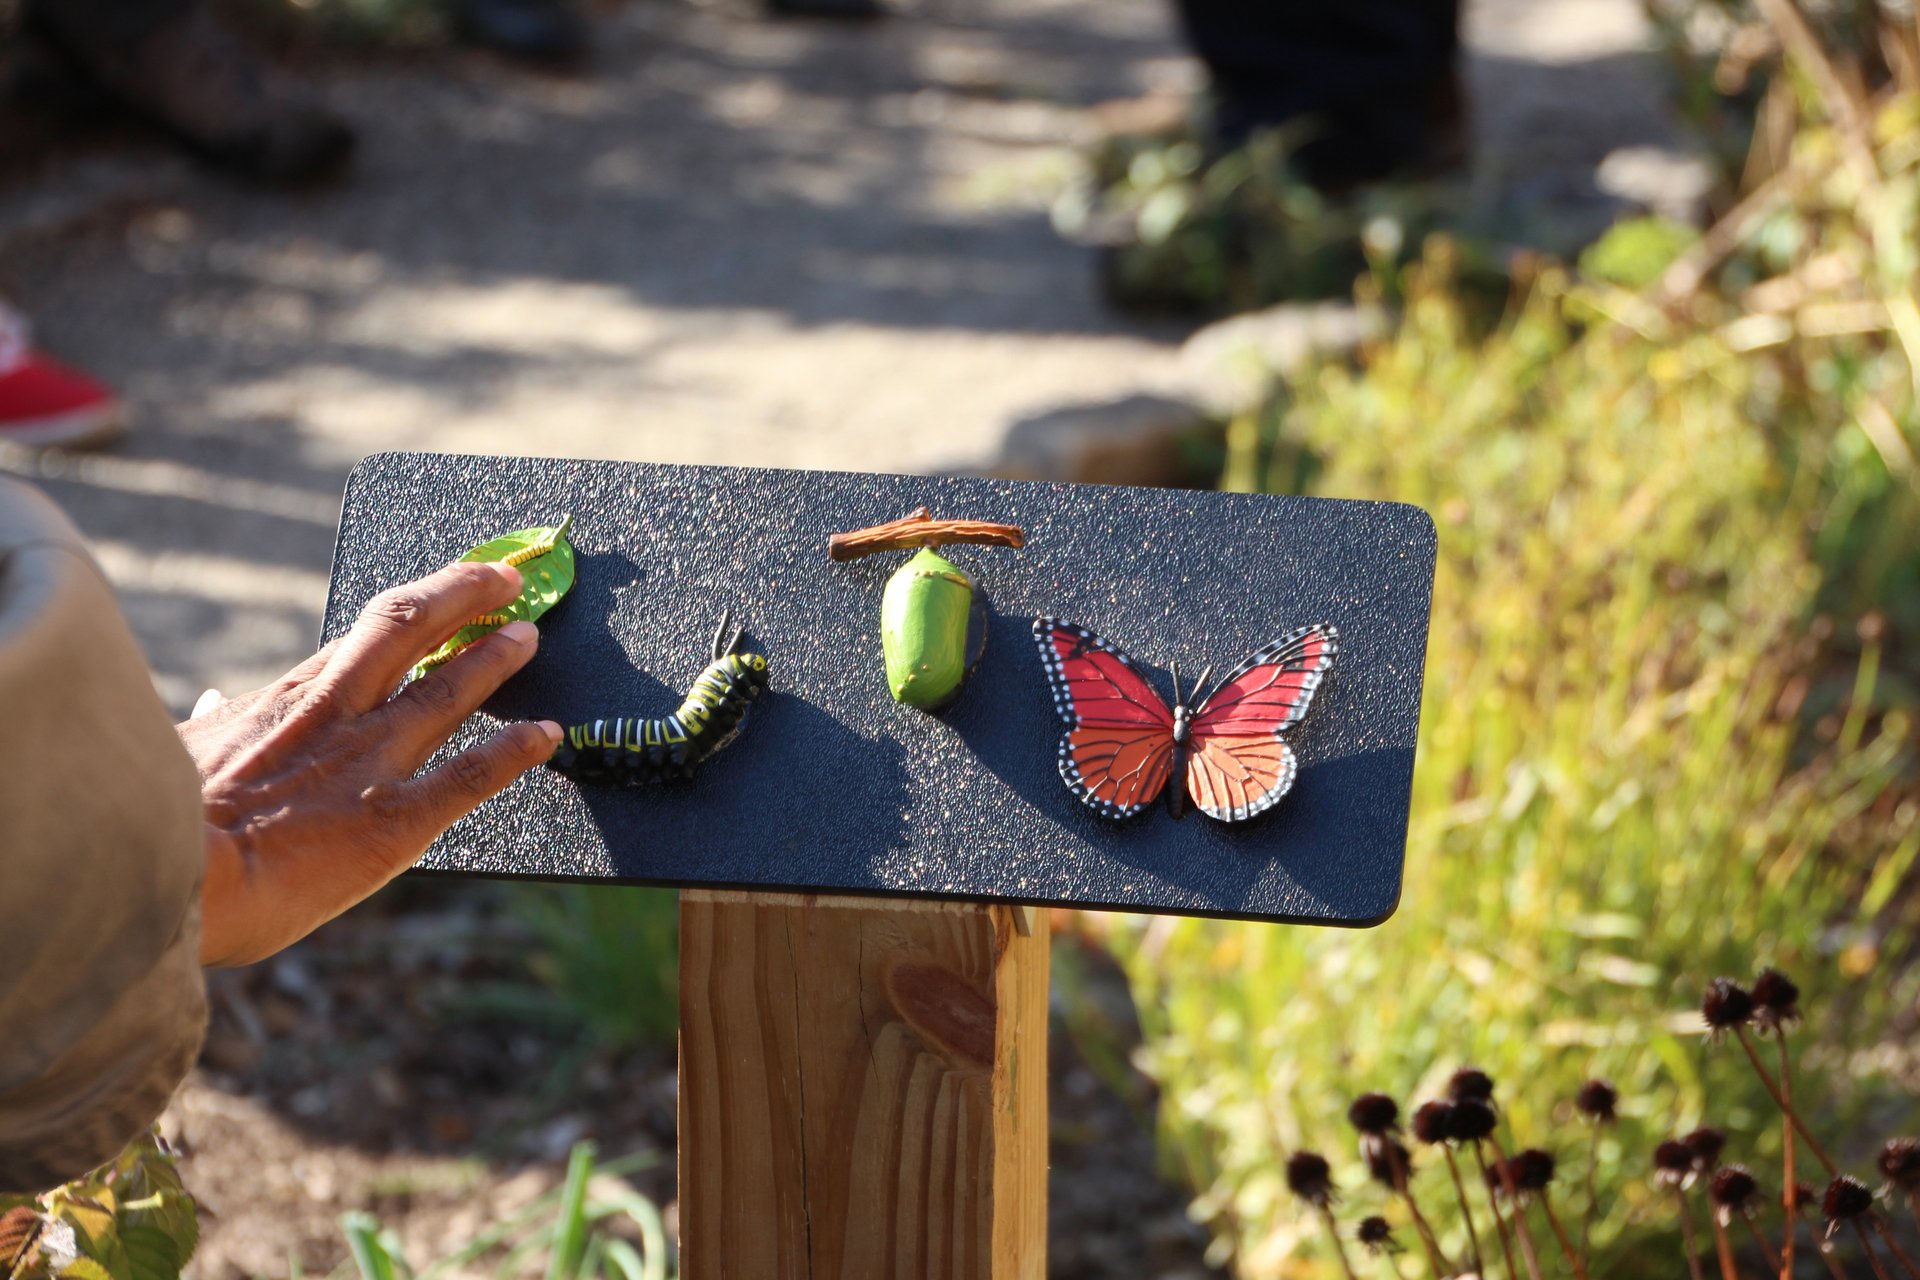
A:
[[711, 609, 735, 660], [1191, 663, 1216, 707], [1169, 659, 1184, 709]]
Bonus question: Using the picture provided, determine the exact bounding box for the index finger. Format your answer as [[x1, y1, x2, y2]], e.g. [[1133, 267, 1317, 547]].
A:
[[314, 560, 524, 712]]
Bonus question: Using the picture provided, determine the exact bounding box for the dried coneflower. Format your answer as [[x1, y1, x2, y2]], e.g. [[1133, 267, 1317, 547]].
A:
[[1287, 1151, 1337, 1209], [1709, 1166, 1760, 1217], [1656, 1140, 1697, 1188], [1748, 966, 1808, 1279], [1573, 1080, 1616, 1256], [1449, 1067, 1497, 1105], [1356, 1216, 1401, 1256], [1824, 1175, 1898, 1280], [1827, 1174, 1920, 1280], [1412, 1100, 1456, 1145], [1355, 1108, 1451, 1276], [1684, 1126, 1728, 1174], [1452, 1097, 1519, 1277], [1574, 1080, 1618, 1124], [1701, 979, 1756, 1036], [1882, 1138, 1920, 1232], [1752, 967, 1802, 1029], [1482, 1157, 1550, 1280], [1506, 1149, 1589, 1280], [1288, 1151, 1357, 1280], [1412, 1100, 1485, 1275], [1709, 1165, 1781, 1274], [1453, 1098, 1498, 1143], [1349, 1092, 1401, 1136]]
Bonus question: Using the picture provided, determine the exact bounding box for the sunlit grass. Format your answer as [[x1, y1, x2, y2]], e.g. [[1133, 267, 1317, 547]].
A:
[[1109, 242, 1920, 1275]]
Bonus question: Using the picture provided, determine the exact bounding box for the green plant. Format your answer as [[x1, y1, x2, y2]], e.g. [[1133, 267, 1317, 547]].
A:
[[336, 1143, 671, 1280], [1114, 8, 1920, 1267], [0, 1131, 200, 1280], [506, 885, 681, 1052], [1053, 130, 1490, 316]]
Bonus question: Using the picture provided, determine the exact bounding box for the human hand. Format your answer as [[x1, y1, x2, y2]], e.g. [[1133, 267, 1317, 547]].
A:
[[180, 560, 561, 966]]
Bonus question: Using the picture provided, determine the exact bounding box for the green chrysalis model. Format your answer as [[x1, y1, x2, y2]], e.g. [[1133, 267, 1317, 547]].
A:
[[881, 548, 978, 709], [409, 514, 576, 680], [830, 507, 1023, 711]]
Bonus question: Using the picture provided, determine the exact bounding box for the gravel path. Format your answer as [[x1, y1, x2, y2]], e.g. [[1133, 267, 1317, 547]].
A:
[[0, 0, 1690, 711]]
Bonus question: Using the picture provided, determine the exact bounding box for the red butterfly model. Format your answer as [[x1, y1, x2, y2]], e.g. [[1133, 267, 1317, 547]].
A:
[[1032, 618, 1339, 821]]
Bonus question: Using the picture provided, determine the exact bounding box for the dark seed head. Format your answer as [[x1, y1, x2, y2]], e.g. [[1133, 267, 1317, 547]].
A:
[[1451, 1098, 1498, 1143], [1879, 1138, 1920, 1190], [1365, 1137, 1413, 1189], [1348, 1092, 1401, 1136], [1485, 1159, 1511, 1195], [1655, 1140, 1695, 1187], [1822, 1175, 1874, 1222], [1574, 1079, 1618, 1123], [1412, 1100, 1457, 1145], [1683, 1127, 1727, 1172], [1357, 1216, 1400, 1254], [1751, 968, 1801, 1027], [1702, 978, 1756, 1032], [1786, 1181, 1819, 1214], [1510, 1148, 1556, 1192], [1448, 1068, 1496, 1105], [1286, 1151, 1336, 1208], [1710, 1165, 1760, 1213]]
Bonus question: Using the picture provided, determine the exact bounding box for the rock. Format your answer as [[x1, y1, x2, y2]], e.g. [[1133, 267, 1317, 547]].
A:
[[991, 392, 1209, 487], [1595, 145, 1716, 225], [1173, 301, 1386, 418]]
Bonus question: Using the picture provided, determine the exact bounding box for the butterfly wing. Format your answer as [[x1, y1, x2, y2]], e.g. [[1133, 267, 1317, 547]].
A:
[[1185, 624, 1339, 822], [1033, 618, 1176, 818]]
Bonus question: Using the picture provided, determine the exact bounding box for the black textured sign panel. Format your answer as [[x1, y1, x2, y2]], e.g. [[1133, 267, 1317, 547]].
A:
[[324, 453, 1435, 926]]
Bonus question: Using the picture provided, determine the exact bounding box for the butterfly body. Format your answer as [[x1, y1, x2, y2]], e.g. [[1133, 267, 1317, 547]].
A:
[[1033, 618, 1338, 823]]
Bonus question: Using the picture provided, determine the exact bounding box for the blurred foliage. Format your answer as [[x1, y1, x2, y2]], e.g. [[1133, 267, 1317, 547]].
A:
[[335, 1143, 672, 1280], [1053, 129, 1500, 317], [502, 885, 681, 1053], [0, 1132, 199, 1280], [1111, 6, 1920, 1275]]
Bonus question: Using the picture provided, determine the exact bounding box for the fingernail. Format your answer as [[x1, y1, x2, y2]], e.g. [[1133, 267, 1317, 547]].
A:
[[538, 719, 563, 746], [498, 620, 538, 647]]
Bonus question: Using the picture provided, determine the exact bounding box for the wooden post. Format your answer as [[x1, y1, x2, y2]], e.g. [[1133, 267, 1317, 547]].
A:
[[678, 891, 1049, 1279]]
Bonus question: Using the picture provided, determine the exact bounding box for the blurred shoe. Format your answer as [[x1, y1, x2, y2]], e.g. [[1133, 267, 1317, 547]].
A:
[[1214, 68, 1469, 191], [21, 2, 354, 183], [444, 0, 589, 64], [0, 312, 124, 450]]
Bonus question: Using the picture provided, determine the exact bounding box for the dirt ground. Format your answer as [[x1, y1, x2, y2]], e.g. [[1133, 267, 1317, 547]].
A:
[[168, 885, 1216, 1279]]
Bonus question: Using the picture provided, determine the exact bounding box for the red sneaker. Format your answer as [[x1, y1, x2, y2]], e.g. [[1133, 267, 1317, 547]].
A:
[[0, 312, 124, 449]]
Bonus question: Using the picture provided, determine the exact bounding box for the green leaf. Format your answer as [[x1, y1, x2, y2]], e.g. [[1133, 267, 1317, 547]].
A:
[[410, 516, 576, 679], [542, 1143, 594, 1280], [58, 1260, 115, 1280], [341, 1213, 398, 1280], [115, 1227, 178, 1280]]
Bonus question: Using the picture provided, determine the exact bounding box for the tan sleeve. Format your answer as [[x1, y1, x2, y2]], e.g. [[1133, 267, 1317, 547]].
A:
[[0, 479, 208, 1193]]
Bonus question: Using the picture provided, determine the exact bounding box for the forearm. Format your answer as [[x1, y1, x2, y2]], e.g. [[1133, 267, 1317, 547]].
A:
[[0, 480, 208, 1192]]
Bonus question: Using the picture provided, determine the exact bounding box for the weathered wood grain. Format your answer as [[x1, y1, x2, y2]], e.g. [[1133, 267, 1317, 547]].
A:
[[679, 891, 1048, 1279]]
